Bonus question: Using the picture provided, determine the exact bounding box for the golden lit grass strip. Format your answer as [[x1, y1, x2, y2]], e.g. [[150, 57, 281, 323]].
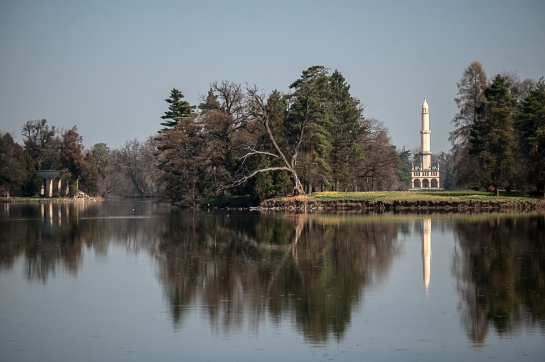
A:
[[308, 190, 540, 202]]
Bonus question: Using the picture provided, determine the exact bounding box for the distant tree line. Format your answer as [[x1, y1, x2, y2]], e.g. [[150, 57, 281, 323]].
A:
[[0, 119, 158, 198], [155, 66, 408, 206], [450, 61, 545, 196]]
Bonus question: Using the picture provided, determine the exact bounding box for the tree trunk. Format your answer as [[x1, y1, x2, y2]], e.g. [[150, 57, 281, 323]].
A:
[[291, 172, 305, 196]]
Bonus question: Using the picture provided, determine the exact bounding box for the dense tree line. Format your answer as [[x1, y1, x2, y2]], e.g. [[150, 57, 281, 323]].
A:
[[0, 120, 100, 197], [0, 119, 159, 198], [156, 66, 405, 206], [4, 63, 542, 202], [450, 61, 545, 195]]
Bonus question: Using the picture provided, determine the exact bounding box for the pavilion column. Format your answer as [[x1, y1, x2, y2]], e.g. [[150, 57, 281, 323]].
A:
[[52, 177, 61, 197], [44, 178, 53, 197]]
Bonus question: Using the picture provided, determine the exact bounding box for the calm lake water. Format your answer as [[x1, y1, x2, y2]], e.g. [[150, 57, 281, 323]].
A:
[[0, 200, 544, 362]]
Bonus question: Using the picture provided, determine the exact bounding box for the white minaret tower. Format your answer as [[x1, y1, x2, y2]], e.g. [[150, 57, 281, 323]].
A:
[[421, 97, 431, 170], [411, 97, 440, 189]]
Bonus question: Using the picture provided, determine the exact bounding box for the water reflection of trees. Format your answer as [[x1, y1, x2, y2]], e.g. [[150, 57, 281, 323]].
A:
[[0, 201, 163, 282], [156, 211, 403, 343], [452, 215, 545, 345], [0, 202, 101, 282], [5, 202, 545, 346]]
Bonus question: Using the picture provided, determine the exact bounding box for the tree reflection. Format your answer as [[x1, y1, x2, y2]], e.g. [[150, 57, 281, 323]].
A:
[[156, 211, 403, 343], [0, 202, 100, 282], [0, 201, 162, 282], [12, 203, 544, 345], [452, 215, 545, 345], [2, 203, 402, 343]]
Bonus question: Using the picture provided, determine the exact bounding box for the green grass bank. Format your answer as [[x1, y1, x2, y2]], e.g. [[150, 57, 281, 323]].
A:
[[258, 190, 545, 212]]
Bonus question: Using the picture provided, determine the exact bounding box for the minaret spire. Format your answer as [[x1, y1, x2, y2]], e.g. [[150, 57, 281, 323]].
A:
[[420, 97, 431, 170]]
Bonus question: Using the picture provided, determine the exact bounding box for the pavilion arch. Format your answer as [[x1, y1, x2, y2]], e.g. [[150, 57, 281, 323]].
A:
[[422, 179, 430, 188], [37, 170, 69, 197], [430, 178, 438, 188], [413, 179, 421, 188]]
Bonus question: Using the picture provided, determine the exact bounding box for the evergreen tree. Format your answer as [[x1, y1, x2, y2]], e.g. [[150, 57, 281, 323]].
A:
[[287, 65, 332, 193], [394, 148, 412, 189], [160, 88, 195, 130], [469, 75, 517, 195], [328, 70, 365, 191], [515, 78, 545, 195], [156, 117, 208, 205], [198, 88, 221, 113], [263, 90, 288, 146], [157, 89, 208, 204]]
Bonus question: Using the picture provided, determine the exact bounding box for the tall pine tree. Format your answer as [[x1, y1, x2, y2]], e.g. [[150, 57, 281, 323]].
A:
[[287, 65, 332, 193], [328, 70, 364, 191], [469, 75, 517, 195], [515, 78, 545, 195]]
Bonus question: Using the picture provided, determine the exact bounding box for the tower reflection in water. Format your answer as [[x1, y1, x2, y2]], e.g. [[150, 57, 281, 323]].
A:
[[421, 218, 431, 297]]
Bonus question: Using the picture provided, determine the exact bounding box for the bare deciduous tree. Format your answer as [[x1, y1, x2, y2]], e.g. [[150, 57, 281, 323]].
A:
[[356, 119, 399, 191], [21, 119, 61, 170], [233, 86, 306, 195], [113, 138, 158, 196]]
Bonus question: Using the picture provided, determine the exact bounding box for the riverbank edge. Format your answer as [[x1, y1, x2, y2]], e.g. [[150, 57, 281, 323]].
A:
[[0, 196, 103, 203], [3, 195, 544, 213], [257, 197, 545, 212]]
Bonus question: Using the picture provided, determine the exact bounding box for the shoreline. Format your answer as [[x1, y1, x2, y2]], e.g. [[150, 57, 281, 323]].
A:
[[3, 194, 544, 213], [258, 197, 545, 213], [0, 197, 103, 203]]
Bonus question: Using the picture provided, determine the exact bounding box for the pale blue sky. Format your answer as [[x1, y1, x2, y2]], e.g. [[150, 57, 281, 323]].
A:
[[1, 0, 544, 153]]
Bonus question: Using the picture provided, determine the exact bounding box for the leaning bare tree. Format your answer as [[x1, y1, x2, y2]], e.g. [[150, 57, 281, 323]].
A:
[[235, 86, 306, 195], [231, 66, 332, 196]]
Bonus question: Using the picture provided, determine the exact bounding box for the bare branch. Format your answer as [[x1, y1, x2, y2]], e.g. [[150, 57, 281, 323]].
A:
[[226, 166, 291, 188], [245, 85, 292, 170], [238, 147, 280, 162]]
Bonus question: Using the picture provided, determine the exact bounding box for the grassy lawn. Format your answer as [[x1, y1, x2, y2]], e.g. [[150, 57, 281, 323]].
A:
[[0, 196, 53, 202], [307, 190, 542, 202]]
